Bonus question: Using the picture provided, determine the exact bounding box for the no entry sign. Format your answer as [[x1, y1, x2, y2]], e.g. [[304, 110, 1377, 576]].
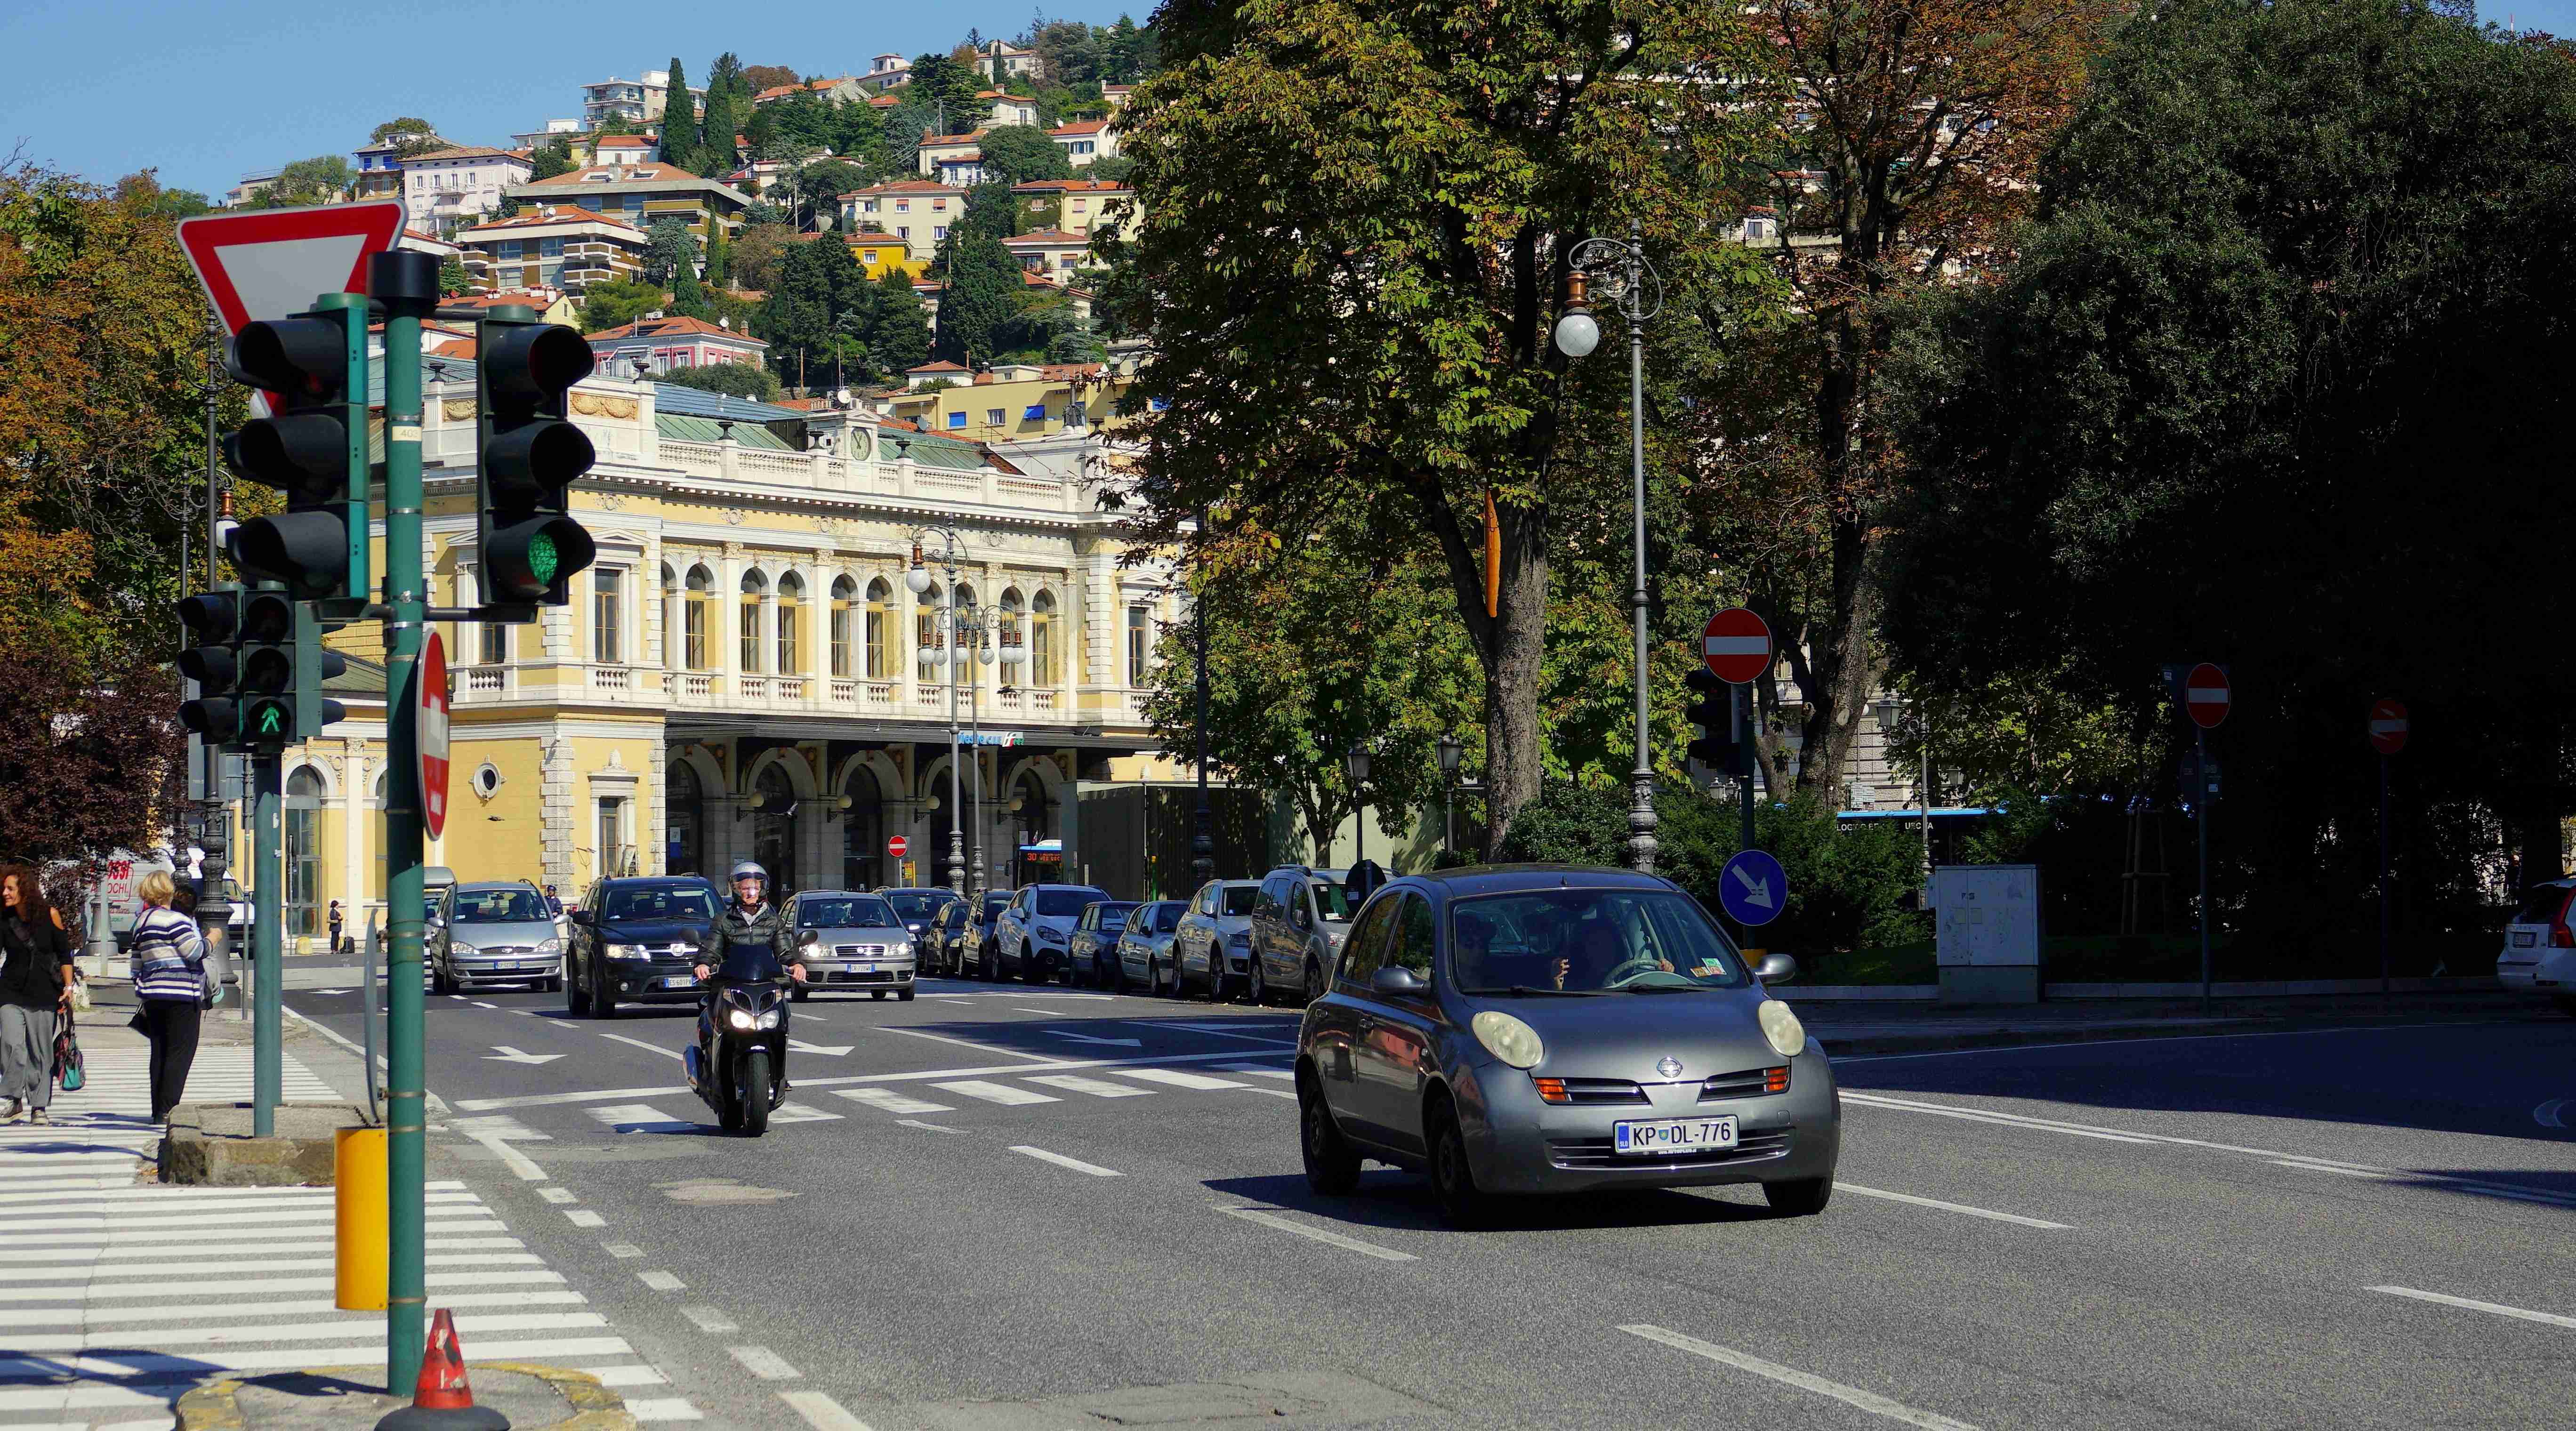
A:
[[2369, 699, 2409, 756], [418, 632, 451, 841], [887, 835, 910, 859], [2184, 663, 2230, 730], [1701, 608, 1772, 685]]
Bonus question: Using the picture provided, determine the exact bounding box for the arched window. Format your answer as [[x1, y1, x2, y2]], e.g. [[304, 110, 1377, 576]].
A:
[[829, 576, 856, 677], [285, 766, 328, 940], [999, 588, 1024, 667], [753, 761, 797, 891], [684, 565, 712, 670], [915, 581, 943, 674], [739, 570, 768, 673], [776, 571, 805, 674], [865, 579, 892, 678], [660, 564, 679, 668], [1031, 591, 1058, 687]]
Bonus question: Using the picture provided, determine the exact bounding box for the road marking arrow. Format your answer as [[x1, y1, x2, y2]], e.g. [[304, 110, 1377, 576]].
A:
[[1045, 1030, 1144, 1047], [786, 1039, 854, 1056], [484, 1046, 564, 1066], [1731, 866, 1776, 910]]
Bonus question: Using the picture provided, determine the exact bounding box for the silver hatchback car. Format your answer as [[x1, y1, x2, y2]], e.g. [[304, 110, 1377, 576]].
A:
[[432, 881, 563, 993], [789, 891, 918, 1001], [1296, 866, 1839, 1226]]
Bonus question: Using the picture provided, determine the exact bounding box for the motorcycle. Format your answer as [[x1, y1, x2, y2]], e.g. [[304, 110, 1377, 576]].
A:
[[681, 929, 814, 1136]]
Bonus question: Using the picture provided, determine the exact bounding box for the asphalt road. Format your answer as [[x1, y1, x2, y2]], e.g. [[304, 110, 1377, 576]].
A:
[[280, 974, 2576, 1431]]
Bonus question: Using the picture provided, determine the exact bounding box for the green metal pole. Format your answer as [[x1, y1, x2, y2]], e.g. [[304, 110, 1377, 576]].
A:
[[251, 750, 282, 1136], [374, 252, 436, 1392]]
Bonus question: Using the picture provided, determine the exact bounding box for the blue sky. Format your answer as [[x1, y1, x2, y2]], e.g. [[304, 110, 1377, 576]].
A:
[[0, 1, 1149, 197]]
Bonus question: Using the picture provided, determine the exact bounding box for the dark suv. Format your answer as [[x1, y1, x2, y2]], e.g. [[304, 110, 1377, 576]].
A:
[[1250, 866, 1357, 1005], [565, 876, 723, 1018]]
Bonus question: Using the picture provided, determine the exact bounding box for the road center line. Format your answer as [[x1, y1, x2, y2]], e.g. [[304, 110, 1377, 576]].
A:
[[1841, 1093, 2157, 1145], [1618, 1325, 1980, 1429], [1216, 1205, 1417, 1262], [1127, 1021, 1297, 1046], [2369, 1285, 2576, 1331], [729, 1344, 802, 1380], [1835, 1183, 2069, 1229], [779, 1389, 875, 1431], [1010, 1145, 1123, 1177]]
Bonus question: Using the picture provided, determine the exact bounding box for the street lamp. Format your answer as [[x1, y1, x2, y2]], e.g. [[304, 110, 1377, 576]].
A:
[[1874, 694, 1934, 876], [1557, 219, 1665, 876], [909, 528, 975, 894], [1344, 743, 1372, 871], [1437, 734, 1463, 860]]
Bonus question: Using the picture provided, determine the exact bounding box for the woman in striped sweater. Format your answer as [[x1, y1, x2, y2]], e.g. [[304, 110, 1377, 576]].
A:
[[127, 870, 208, 1123]]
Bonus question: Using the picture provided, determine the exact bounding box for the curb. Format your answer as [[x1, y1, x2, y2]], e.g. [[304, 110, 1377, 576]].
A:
[[176, 1362, 636, 1430]]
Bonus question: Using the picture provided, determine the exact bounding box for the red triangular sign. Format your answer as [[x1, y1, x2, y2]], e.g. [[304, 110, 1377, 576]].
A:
[[177, 200, 408, 335]]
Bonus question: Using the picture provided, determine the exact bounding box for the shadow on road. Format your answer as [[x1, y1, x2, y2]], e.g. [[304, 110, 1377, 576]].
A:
[[1205, 1172, 1781, 1234]]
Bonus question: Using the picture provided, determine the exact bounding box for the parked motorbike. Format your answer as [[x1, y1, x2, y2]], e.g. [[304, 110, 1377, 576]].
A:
[[681, 929, 814, 1135]]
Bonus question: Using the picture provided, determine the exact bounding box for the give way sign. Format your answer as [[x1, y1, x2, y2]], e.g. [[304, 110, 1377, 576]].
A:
[[419, 631, 452, 841], [176, 200, 408, 336]]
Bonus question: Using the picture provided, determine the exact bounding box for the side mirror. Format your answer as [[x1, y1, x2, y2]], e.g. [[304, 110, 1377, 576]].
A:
[[1370, 965, 1427, 996], [1754, 952, 1798, 984], [798, 928, 821, 949], [569, 909, 595, 926], [1294, 906, 1311, 930]]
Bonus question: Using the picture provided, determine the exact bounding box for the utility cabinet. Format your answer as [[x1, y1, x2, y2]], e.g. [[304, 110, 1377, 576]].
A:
[[1930, 864, 2043, 1004]]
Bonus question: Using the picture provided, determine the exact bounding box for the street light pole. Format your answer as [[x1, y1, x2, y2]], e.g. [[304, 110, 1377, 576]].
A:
[[1438, 734, 1463, 861], [908, 529, 969, 895], [1557, 221, 1664, 876], [1191, 548, 1214, 887]]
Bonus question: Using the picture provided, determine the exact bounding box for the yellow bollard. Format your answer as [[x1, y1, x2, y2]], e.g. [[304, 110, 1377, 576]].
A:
[[335, 1127, 387, 1311]]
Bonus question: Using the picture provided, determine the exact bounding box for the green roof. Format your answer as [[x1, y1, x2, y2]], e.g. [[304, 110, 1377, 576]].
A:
[[877, 429, 987, 471], [654, 412, 798, 450]]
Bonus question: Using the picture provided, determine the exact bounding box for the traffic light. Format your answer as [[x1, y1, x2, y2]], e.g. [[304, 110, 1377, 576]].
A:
[[176, 586, 244, 744], [234, 588, 298, 747], [476, 316, 598, 604], [222, 297, 369, 599], [1684, 668, 1746, 775], [294, 602, 350, 740]]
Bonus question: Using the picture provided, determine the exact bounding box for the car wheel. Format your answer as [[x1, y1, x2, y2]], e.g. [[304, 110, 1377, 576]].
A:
[[983, 944, 1003, 981], [897, 988, 916, 1002], [1249, 959, 1269, 1006], [1299, 1068, 1361, 1196], [566, 964, 591, 1016], [1304, 958, 1324, 1005], [593, 966, 618, 1020], [431, 960, 455, 996], [1765, 1175, 1834, 1217], [1427, 1096, 1488, 1228], [1154, 957, 1174, 998]]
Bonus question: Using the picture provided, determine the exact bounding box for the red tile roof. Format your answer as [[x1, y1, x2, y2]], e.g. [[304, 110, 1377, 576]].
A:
[[584, 314, 769, 346], [410, 145, 529, 163], [525, 162, 718, 186], [443, 291, 564, 310], [920, 129, 989, 146], [1049, 121, 1110, 136], [1012, 179, 1133, 195], [907, 360, 969, 373], [596, 135, 654, 149], [459, 205, 642, 234], [1003, 228, 1089, 246], [868, 93, 902, 108]]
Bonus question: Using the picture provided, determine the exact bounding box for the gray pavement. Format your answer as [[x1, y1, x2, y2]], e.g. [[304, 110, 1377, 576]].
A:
[[259, 973, 2576, 1430]]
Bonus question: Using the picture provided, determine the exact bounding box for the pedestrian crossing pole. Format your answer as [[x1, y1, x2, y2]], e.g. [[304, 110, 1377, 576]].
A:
[[371, 249, 440, 1392], [250, 751, 282, 1136]]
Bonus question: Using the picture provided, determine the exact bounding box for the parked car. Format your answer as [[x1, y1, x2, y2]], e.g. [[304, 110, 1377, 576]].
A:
[[1296, 865, 1836, 1226], [1250, 866, 1358, 1006], [430, 881, 563, 994], [791, 890, 917, 1001], [564, 876, 723, 1019], [1067, 901, 1139, 988], [996, 884, 1116, 983], [1117, 900, 1188, 996], [878, 888, 961, 972], [1174, 879, 1263, 1000], [922, 895, 973, 976], [2498, 878, 2576, 1016]]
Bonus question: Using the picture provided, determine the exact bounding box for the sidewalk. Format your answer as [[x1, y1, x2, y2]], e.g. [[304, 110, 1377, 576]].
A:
[[1793, 986, 2538, 1057]]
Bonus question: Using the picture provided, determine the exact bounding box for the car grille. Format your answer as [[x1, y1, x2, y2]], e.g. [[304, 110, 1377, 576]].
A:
[[1698, 1066, 1791, 1101], [820, 968, 902, 985], [474, 945, 535, 957], [834, 944, 891, 957], [1547, 1128, 1794, 1171], [1553, 1078, 1651, 1106]]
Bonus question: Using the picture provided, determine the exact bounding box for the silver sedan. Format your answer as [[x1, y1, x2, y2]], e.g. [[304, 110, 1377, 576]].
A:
[[789, 892, 918, 1001], [1296, 865, 1838, 1225]]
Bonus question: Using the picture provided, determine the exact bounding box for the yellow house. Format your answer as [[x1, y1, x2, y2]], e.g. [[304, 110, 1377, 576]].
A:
[[845, 234, 928, 281], [870, 359, 1137, 443]]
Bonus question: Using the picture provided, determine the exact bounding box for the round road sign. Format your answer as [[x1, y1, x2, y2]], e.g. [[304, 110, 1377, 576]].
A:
[[1702, 608, 1772, 685], [418, 630, 452, 841], [2183, 662, 2230, 730], [888, 835, 910, 860], [1718, 849, 1787, 927], [2369, 699, 2408, 756]]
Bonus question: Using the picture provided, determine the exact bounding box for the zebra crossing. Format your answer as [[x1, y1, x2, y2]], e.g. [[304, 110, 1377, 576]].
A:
[[568, 1059, 1303, 1135], [0, 1047, 699, 1429]]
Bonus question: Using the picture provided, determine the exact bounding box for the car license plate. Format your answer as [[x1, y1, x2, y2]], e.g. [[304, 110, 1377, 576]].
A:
[[2514, 931, 2538, 948], [1614, 1116, 1740, 1156], [655, 974, 696, 989]]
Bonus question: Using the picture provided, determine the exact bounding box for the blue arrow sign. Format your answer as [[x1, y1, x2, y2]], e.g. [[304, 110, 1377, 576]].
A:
[[1718, 849, 1787, 928]]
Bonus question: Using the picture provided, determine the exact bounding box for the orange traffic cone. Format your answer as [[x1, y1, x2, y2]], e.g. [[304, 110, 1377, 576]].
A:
[[373, 1309, 511, 1430]]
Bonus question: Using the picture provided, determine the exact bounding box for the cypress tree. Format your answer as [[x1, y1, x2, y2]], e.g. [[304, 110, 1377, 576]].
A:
[[660, 57, 698, 170], [933, 232, 1018, 367]]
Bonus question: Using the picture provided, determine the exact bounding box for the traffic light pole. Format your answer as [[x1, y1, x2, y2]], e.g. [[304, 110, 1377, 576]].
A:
[[250, 752, 282, 1137], [373, 251, 438, 1392]]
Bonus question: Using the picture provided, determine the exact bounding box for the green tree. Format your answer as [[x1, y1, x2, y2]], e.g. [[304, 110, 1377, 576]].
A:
[[580, 277, 668, 333], [656, 360, 781, 401], [702, 221, 732, 287], [931, 231, 1018, 366], [789, 160, 865, 230], [640, 217, 696, 285], [437, 254, 471, 296], [867, 267, 933, 374], [976, 125, 1071, 187], [731, 222, 798, 291], [369, 117, 445, 156], [660, 57, 698, 170], [1106, 0, 1758, 849], [255, 155, 353, 206], [669, 265, 710, 316], [528, 138, 577, 181], [759, 232, 877, 386], [742, 63, 802, 92], [908, 53, 984, 135]]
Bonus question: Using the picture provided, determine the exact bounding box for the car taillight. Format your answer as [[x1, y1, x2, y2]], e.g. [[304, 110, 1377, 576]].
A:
[[1532, 1077, 1570, 1104], [2552, 891, 2575, 947]]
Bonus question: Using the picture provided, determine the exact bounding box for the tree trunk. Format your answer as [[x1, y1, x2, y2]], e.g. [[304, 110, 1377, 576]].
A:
[[1788, 306, 1881, 802], [1478, 512, 1548, 859]]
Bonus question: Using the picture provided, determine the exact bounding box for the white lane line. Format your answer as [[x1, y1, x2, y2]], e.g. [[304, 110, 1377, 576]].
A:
[[589, 1103, 700, 1135], [729, 1344, 803, 1380], [586, 1365, 669, 1387], [934, 1080, 1059, 1106], [604, 1243, 645, 1259], [624, 1396, 706, 1422], [875, 1026, 1069, 1063], [1110, 1068, 1245, 1091], [470, 1001, 497, 1008], [1836, 1184, 2070, 1230], [1841, 1092, 2156, 1145], [779, 1389, 876, 1430], [546, 1020, 580, 1029], [2269, 1160, 2576, 1207], [565, 1210, 606, 1229], [833, 1089, 954, 1115], [461, 1128, 549, 1183], [1217, 1205, 1417, 1262], [1013, 1007, 1075, 1016], [537, 1187, 577, 1205], [1618, 1325, 1980, 1429], [1025, 1074, 1155, 1098], [639, 1270, 685, 1291], [599, 1033, 680, 1059], [766, 1102, 843, 1124], [897, 1119, 964, 1134], [679, 1304, 739, 1334], [2370, 1285, 2576, 1331], [2537, 1099, 2568, 1130], [1010, 1145, 1123, 1177]]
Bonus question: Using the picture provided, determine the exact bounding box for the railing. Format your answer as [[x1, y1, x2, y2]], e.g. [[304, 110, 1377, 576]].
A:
[[1031, 689, 1057, 712], [774, 677, 807, 700], [738, 675, 768, 700], [590, 666, 629, 691], [830, 679, 858, 704], [462, 666, 505, 694], [680, 673, 718, 701], [864, 681, 896, 706]]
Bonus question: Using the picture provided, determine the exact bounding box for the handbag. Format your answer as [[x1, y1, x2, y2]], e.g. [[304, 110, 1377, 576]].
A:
[[68, 971, 90, 1015], [53, 1018, 83, 1093]]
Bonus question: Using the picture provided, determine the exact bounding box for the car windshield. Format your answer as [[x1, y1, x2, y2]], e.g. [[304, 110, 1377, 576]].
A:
[[1219, 886, 1257, 917], [1038, 888, 1112, 918], [602, 884, 718, 921], [1450, 889, 1750, 993], [883, 892, 951, 923], [800, 896, 896, 928], [1308, 880, 1355, 921], [1093, 902, 1137, 930], [455, 890, 548, 923]]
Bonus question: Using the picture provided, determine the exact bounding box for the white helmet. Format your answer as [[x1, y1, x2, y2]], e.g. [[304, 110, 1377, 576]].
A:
[[728, 860, 767, 889]]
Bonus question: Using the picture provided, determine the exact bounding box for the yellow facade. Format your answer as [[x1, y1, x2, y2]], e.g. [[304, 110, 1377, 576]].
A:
[[877, 362, 1138, 444]]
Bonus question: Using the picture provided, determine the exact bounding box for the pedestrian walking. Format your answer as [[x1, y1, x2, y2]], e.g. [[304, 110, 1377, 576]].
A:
[[0, 866, 73, 1126], [126, 870, 208, 1124], [328, 899, 346, 956]]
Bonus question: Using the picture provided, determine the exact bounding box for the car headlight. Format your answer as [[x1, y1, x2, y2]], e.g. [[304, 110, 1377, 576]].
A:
[[607, 943, 649, 960], [1471, 1011, 1545, 1069], [450, 942, 477, 956], [894, 940, 913, 958], [537, 938, 562, 955], [1758, 999, 1806, 1059], [1227, 930, 1251, 950], [728, 1008, 757, 1031]]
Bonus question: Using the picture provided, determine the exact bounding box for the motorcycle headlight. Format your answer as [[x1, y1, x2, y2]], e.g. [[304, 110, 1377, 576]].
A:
[[607, 943, 649, 960], [536, 937, 562, 955], [756, 1007, 783, 1030], [1470, 1011, 1545, 1069], [1758, 999, 1806, 1060], [727, 1008, 757, 1031]]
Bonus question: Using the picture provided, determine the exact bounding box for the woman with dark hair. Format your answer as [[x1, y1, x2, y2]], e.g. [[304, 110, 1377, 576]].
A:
[[0, 866, 74, 1126]]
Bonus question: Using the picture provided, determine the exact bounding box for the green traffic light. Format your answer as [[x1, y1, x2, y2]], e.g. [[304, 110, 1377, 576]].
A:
[[530, 531, 559, 586], [257, 704, 286, 736]]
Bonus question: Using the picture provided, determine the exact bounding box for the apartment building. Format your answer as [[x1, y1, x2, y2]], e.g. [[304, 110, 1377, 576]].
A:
[[456, 206, 648, 295]]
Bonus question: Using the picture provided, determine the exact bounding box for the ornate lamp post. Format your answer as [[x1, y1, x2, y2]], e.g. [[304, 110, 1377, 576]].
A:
[[907, 528, 971, 894], [1555, 220, 1666, 875], [1437, 734, 1464, 860], [1344, 743, 1373, 871]]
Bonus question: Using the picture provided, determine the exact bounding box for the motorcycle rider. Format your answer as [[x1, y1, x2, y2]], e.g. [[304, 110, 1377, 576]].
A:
[[691, 861, 806, 1072]]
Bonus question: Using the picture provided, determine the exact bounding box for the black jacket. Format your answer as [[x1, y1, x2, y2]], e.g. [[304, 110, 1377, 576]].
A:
[[0, 913, 69, 1011], [703, 899, 797, 972]]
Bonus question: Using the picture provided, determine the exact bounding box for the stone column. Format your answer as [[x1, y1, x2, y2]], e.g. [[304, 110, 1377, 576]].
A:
[[540, 734, 576, 892]]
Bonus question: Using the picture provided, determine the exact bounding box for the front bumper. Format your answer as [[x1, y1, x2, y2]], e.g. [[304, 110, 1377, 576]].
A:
[[2496, 946, 2576, 991], [1459, 1040, 1841, 1195], [807, 958, 915, 989], [446, 956, 559, 988], [612, 961, 706, 1002]]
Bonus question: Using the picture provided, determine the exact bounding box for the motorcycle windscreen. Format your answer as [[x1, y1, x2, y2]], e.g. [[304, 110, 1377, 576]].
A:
[[716, 946, 787, 983]]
